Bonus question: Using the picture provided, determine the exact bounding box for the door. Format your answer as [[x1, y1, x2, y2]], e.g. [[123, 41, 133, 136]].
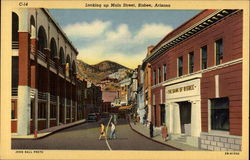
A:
[[178, 101, 191, 134]]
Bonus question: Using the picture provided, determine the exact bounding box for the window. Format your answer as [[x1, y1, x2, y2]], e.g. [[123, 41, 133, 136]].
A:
[[178, 56, 183, 76], [189, 52, 194, 73], [11, 102, 16, 119], [158, 67, 161, 83], [67, 107, 71, 118], [201, 46, 207, 69], [153, 70, 156, 85], [38, 103, 46, 119], [160, 104, 166, 125], [50, 105, 57, 118], [215, 39, 223, 65], [210, 97, 229, 131], [163, 64, 167, 81]]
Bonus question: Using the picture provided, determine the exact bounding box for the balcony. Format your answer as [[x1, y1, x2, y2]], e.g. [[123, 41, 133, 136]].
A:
[[66, 99, 71, 106], [38, 91, 47, 101], [50, 94, 57, 103], [60, 98, 65, 105], [12, 41, 19, 49], [37, 50, 46, 62], [59, 66, 64, 75], [12, 88, 18, 96], [49, 59, 56, 69], [30, 88, 36, 98]]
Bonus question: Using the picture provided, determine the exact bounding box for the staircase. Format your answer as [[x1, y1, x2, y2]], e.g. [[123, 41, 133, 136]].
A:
[[173, 134, 189, 143]]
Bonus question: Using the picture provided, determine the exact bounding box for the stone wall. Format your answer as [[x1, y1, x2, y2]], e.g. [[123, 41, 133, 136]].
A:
[[200, 133, 241, 151]]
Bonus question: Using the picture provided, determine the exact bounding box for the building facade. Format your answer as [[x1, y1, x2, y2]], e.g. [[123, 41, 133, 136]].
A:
[[143, 9, 242, 150], [11, 8, 88, 135]]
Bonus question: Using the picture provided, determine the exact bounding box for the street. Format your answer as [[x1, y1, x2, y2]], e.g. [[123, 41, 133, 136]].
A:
[[12, 118, 176, 150]]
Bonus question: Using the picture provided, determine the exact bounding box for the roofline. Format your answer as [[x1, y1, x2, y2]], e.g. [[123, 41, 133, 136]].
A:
[[144, 9, 240, 64], [42, 8, 79, 56], [151, 9, 208, 53]]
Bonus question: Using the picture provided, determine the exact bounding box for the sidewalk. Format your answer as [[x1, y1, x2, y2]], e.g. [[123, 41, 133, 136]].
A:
[[12, 119, 86, 139], [129, 120, 203, 151]]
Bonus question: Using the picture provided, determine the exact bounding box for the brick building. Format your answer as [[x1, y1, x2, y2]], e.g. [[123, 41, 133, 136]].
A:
[[143, 9, 242, 150], [11, 8, 89, 135]]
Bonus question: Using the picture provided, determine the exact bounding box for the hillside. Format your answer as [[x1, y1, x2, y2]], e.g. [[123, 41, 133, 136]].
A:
[[93, 60, 130, 73], [76, 60, 132, 84]]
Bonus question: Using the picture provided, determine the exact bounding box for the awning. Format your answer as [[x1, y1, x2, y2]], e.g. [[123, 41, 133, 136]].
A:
[[119, 105, 133, 110]]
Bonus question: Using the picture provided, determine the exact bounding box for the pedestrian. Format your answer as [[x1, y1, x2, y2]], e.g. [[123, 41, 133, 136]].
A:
[[149, 121, 154, 138], [109, 122, 116, 140], [98, 123, 106, 140], [133, 114, 137, 125], [161, 123, 168, 141]]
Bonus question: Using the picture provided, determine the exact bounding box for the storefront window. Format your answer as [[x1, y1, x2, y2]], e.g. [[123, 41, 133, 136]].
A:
[[11, 102, 16, 119], [38, 103, 46, 119], [210, 97, 229, 131], [160, 104, 166, 125], [50, 105, 57, 118]]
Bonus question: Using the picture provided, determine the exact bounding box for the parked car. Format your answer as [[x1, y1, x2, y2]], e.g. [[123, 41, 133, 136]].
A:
[[101, 112, 109, 118], [87, 113, 97, 122]]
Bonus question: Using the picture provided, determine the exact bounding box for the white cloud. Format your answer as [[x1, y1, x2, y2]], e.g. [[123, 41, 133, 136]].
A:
[[134, 23, 173, 42], [78, 47, 145, 69], [63, 20, 111, 38], [105, 24, 131, 41], [76, 22, 173, 68]]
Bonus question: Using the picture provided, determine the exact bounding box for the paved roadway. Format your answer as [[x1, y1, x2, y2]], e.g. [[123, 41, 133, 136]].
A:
[[12, 118, 176, 150]]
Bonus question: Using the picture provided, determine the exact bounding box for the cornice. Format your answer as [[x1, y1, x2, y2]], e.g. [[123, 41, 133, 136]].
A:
[[143, 9, 240, 63]]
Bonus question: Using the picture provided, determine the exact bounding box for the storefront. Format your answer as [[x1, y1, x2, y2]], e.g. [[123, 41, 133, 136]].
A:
[[164, 73, 202, 147]]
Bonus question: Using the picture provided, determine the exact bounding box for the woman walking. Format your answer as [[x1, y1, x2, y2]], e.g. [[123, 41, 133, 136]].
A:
[[99, 123, 106, 140], [161, 123, 168, 141]]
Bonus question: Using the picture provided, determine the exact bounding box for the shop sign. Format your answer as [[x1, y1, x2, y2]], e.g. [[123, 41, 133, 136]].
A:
[[165, 79, 200, 100]]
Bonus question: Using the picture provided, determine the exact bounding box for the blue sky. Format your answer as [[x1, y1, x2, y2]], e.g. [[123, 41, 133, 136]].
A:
[[49, 9, 201, 68]]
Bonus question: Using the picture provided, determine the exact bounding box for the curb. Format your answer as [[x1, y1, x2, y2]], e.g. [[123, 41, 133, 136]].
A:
[[128, 120, 182, 151], [12, 120, 87, 140]]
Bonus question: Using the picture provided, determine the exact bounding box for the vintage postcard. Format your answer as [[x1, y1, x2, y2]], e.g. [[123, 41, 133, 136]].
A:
[[0, 0, 249, 159]]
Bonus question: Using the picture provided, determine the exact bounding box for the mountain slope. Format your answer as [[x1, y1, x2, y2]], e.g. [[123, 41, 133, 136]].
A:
[[77, 60, 132, 83]]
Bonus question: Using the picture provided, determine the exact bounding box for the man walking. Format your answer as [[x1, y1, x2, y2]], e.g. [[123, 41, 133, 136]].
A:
[[109, 122, 116, 140]]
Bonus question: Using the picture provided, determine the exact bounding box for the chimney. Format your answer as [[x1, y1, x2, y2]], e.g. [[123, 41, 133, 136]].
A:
[[147, 45, 155, 56]]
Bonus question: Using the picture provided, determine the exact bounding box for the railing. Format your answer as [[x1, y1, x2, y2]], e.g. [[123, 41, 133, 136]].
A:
[[60, 98, 65, 105], [37, 50, 46, 62], [12, 41, 19, 49], [58, 66, 64, 74], [38, 91, 47, 100], [66, 99, 71, 106], [49, 59, 56, 69], [30, 88, 36, 98], [12, 88, 18, 96], [50, 94, 57, 103]]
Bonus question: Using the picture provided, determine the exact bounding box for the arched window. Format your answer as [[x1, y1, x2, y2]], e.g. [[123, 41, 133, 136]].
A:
[[12, 12, 19, 42], [38, 26, 47, 53], [59, 47, 65, 65], [30, 15, 36, 37], [72, 60, 76, 75], [66, 55, 71, 77], [50, 38, 57, 59]]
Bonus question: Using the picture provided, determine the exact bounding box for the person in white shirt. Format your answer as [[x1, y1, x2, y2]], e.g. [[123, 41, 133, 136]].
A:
[[109, 122, 116, 140]]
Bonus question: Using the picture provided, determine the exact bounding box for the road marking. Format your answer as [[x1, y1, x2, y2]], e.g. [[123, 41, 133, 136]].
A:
[[105, 115, 113, 151]]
